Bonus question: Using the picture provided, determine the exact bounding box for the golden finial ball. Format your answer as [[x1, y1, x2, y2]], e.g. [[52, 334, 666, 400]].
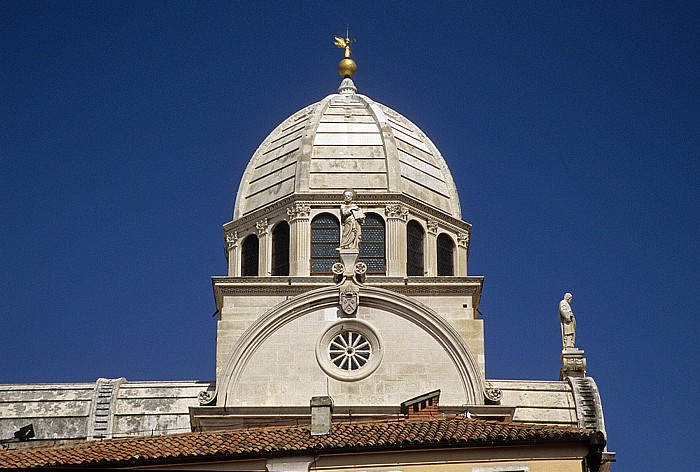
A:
[[338, 58, 357, 78]]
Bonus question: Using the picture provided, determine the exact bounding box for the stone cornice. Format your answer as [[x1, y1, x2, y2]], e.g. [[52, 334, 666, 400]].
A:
[[211, 276, 484, 314]]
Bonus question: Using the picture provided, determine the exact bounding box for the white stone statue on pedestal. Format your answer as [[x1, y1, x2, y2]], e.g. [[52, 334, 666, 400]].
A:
[[339, 190, 365, 250], [559, 292, 577, 349]]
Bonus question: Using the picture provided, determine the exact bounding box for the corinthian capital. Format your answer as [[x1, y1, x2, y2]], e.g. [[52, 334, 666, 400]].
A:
[[286, 203, 311, 220], [427, 219, 439, 235], [385, 204, 408, 221], [256, 218, 269, 236], [457, 231, 470, 249], [225, 231, 238, 250]]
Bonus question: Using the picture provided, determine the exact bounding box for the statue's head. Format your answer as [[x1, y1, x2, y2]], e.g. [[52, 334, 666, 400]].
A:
[[564, 292, 573, 302], [343, 189, 354, 203]]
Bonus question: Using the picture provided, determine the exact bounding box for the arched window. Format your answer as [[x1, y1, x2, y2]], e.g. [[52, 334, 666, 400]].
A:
[[406, 221, 425, 276], [271, 221, 290, 276], [359, 213, 386, 275], [311, 213, 340, 275], [437, 233, 455, 276], [241, 234, 259, 276]]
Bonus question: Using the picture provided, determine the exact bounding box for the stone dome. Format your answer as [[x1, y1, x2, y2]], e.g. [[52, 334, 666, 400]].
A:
[[233, 81, 462, 219]]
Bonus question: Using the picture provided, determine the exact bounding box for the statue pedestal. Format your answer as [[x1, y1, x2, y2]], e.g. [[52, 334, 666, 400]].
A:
[[335, 249, 362, 316], [337, 248, 359, 277], [560, 348, 586, 380]]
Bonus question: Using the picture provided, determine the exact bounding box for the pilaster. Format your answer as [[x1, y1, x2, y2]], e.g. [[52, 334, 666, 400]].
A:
[[225, 231, 239, 277], [426, 219, 439, 276], [457, 231, 469, 276], [287, 203, 311, 276], [256, 218, 270, 276], [384, 204, 408, 276]]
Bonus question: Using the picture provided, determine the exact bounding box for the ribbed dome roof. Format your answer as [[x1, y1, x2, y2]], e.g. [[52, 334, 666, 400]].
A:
[[233, 84, 461, 219]]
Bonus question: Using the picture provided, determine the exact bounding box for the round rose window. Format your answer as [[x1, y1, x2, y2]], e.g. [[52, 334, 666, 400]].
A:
[[316, 319, 383, 381]]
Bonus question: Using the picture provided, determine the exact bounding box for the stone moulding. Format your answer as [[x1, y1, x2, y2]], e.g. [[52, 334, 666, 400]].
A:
[[210, 277, 485, 323], [214, 285, 486, 408], [567, 376, 607, 436]]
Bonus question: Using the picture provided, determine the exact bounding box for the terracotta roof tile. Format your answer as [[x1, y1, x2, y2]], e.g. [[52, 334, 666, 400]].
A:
[[0, 417, 592, 468]]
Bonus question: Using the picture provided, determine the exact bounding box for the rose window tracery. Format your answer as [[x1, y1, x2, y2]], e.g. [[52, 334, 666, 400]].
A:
[[329, 331, 371, 370]]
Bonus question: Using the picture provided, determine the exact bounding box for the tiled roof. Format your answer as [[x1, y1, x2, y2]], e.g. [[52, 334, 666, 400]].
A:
[[0, 417, 592, 469]]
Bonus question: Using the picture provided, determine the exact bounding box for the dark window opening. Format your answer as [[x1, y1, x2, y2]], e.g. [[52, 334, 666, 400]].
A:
[[406, 221, 425, 276], [359, 213, 385, 275], [437, 233, 455, 276], [241, 235, 259, 276], [271, 221, 290, 276], [311, 214, 340, 275]]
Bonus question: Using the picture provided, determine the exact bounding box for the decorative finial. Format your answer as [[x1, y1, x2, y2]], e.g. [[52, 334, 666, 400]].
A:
[[334, 26, 357, 78]]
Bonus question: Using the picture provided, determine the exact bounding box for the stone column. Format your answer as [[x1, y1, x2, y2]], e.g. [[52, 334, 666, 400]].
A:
[[457, 231, 469, 276], [225, 231, 239, 276], [426, 219, 439, 276], [384, 204, 408, 276], [256, 218, 269, 277], [287, 203, 311, 276]]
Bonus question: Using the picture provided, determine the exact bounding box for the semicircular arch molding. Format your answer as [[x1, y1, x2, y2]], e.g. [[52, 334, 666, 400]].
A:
[[216, 285, 485, 406]]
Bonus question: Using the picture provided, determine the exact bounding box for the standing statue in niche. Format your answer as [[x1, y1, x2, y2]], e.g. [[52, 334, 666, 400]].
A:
[[558, 292, 577, 349], [339, 190, 365, 250]]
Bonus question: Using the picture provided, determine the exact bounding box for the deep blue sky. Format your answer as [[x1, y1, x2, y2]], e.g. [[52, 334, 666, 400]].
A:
[[1, 1, 697, 469]]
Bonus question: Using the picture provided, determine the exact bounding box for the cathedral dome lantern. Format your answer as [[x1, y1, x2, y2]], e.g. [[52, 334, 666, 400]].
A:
[[225, 36, 472, 280]]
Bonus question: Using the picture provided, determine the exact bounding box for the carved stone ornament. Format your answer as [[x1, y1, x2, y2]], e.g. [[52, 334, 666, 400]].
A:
[[287, 203, 311, 220], [332, 262, 345, 284], [353, 262, 367, 285], [385, 203, 409, 221], [255, 218, 269, 236], [197, 390, 215, 405], [427, 219, 439, 235], [340, 284, 359, 316], [484, 387, 503, 404], [225, 231, 238, 250], [457, 232, 470, 249], [332, 261, 367, 286], [560, 348, 587, 380]]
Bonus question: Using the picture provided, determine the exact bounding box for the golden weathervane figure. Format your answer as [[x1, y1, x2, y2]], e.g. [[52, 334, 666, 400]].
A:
[[334, 26, 357, 78]]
